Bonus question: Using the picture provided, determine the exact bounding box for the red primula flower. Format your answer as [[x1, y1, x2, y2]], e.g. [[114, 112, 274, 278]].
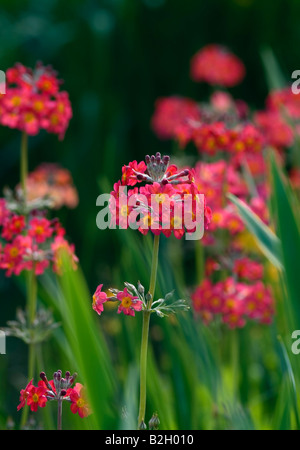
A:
[[0, 62, 72, 139], [2, 214, 26, 241], [151, 96, 201, 140], [69, 383, 91, 418], [28, 217, 53, 244], [26, 384, 48, 412], [17, 379, 33, 411], [116, 287, 143, 317], [190, 44, 245, 87], [92, 284, 108, 315]]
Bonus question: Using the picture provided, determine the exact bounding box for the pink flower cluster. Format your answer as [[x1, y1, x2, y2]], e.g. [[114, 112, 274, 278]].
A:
[[24, 163, 79, 209], [254, 87, 300, 152], [151, 96, 201, 140], [151, 94, 264, 157], [0, 199, 78, 277], [0, 62, 72, 139], [191, 273, 274, 329], [190, 44, 246, 87], [18, 372, 90, 418], [191, 159, 268, 244], [109, 153, 212, 239], [150, 44, 279, 329]]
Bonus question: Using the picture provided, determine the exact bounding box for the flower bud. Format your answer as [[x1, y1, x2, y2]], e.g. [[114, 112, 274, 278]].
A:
[[149, 412, 160, 430], [138, 420, 147, 430], [137, 280, 145, 295]]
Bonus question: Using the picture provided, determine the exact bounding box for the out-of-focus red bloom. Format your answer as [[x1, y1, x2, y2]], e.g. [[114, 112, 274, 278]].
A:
[[25, 163, 79, 209], [1, 214, 25, 240], [17, 379, 33, 411], [0, 235, 29, 276], [92, 284, 108, 315], [289, 168, 300, 190], [191, 276, 275, 329], [0, 62, 72, 139], [116, 287, 143, 316], [0, 199, 9, 226], [190, 44, 245, 87], [151, 96, 201, 140], [51, 235, 78, 275], [0, 208, 78, 277], [233, 257, 264, 281], [254, 110, 294, 150], [28, 217, 53, 244], [69, 383, 91, 418], [267, 87, 300, 120]]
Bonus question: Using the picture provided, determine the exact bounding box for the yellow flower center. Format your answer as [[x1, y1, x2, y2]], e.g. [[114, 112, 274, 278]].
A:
[[77, 398, 85, 408], [121, 296, 132, 308], [50, 114, 59, 125], [24, 112, 35, 123], [35, 225, 44, 235], [120, 205, 128, 217], [12, 96, 21, 107], [42, 80, 51, 91], [9, 247, 19, 258], [34, 100, 44, 112], [32, 393, 39, 402], [171, 216, 182, 228]]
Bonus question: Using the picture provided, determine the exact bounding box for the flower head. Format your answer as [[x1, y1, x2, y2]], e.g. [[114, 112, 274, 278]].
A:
[[116, 287, 143, 317], [69, 383, 91, 418], [0, 62, 72, 139], [92, 284, 108, 315], [109, 152, 212, 240], [17, 379, 33, 411], [190, 44, 245, 87], [26, 384, 48, 412]]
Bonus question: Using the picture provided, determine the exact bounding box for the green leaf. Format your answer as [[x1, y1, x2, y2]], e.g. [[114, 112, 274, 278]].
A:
[[269, 151, 300, 327], [227, 193, 283, 270], [260, 47, 287, 90]]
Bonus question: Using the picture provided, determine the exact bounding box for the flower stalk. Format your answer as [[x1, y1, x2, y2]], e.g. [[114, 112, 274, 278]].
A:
[[20, 131, 28, 200], [138, 234, 160, 428]]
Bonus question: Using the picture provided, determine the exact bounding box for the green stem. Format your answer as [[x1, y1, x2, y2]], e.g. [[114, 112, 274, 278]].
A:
[[148, 234, 160, 307], [20, 131, 28, 199], [57, 398, 63, 430], [20, 267, 37, 429], [137, 234, 160, 428], [28, 267, 37, 325], [231, 328, 239, 401]]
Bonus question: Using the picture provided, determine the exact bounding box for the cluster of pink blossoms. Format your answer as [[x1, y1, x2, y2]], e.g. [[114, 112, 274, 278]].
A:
[[0, 198, 78, 277], [24, 163, 79, 210], [191, 159, 269, 244], [150, 45, 278, 329], [0, 62, 72, 139], [151, 93, 264, 157], [190, 44, 246, 87], [191, 262, 274, 329], [109, 153, 212, 239], [18, 370, 91, 419], [254, 87, 300, 153]]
